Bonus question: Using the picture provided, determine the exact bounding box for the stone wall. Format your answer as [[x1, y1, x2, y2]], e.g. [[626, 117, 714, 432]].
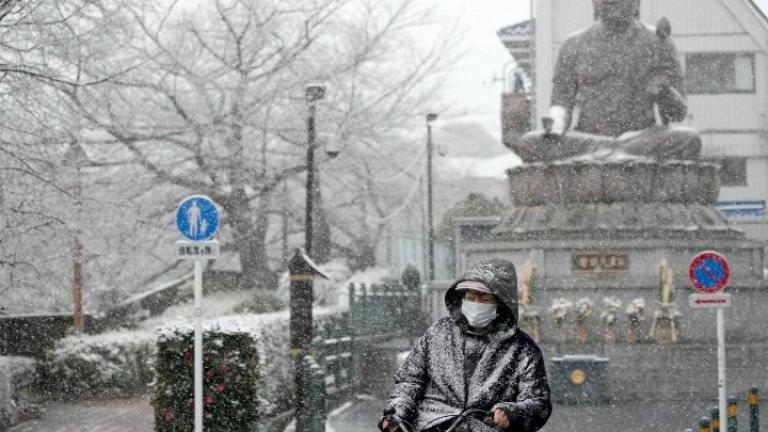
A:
[[452, 238, 766, 342]]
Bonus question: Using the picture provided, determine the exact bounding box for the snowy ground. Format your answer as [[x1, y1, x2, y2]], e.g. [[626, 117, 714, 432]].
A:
[[10, 393, 767, 432], [327, 395, 768, 432], [9, 394, 153, 432]]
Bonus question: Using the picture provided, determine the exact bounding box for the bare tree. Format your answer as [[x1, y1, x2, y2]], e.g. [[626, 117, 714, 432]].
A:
[[0, 0, 138, 311], [54, 0, 453, 308]]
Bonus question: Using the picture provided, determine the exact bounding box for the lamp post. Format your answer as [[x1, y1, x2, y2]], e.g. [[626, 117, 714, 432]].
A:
[[426, 113, 438, 281], [304, 83, 326, 257], [291, 82, 329, 432]]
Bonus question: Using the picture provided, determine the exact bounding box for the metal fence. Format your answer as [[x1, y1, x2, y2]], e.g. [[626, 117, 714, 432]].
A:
[[348, 280, 427, 338], [312, 336, 354, 391]]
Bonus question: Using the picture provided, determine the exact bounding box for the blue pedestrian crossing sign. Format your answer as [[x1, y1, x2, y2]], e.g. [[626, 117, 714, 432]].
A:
[[176, 195, 219, 241]]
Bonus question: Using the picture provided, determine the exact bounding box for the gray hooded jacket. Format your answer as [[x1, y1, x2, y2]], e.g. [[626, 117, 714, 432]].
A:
[[383, 258, 551, 432]]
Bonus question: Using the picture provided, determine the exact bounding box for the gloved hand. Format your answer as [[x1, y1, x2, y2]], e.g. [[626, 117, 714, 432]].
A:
[[379, 417, 400, 432], [493, 409, 511, 429]]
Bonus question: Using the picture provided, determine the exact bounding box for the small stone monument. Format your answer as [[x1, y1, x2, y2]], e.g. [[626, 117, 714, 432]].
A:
[[575, 298, 594, 344], [650, 258, 679, 344], [625, 299, 646, 345], [518, 259, 541, 341], [600, 297, 622, 344]]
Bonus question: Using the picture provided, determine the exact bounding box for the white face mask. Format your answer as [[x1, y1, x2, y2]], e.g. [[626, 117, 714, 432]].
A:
[[461, 299, 497, 328]]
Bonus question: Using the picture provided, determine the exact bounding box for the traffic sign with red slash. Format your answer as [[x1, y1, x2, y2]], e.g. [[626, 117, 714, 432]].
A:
[[687, 250, 732, 426], [688, 251, 730, 294]]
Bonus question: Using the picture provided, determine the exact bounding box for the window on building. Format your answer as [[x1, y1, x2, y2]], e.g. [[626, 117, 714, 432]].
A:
[[685, 53, 755, 94], [708, 157, 748, 186]]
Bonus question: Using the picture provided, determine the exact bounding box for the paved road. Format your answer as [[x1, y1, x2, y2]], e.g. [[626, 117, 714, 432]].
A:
[[10, 393, 767, 432], [10, 394, 153, 432], [329, 396, 768, 432]]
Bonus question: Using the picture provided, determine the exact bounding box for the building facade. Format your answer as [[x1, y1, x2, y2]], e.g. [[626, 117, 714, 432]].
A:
[[499, 0, 768, 248]]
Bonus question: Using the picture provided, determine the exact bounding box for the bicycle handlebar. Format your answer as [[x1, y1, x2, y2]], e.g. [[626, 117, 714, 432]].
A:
[[385, 408, 496, 432]]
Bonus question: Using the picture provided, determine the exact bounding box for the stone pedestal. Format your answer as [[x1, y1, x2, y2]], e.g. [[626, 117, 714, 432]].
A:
[[453, 159, 766, 342]]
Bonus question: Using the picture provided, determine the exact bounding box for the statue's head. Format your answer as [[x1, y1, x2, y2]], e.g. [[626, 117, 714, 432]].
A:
[[593, 0, 640, 27]]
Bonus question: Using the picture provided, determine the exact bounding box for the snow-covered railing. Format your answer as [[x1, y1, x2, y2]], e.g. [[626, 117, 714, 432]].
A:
[[348, 279, 427, 338]]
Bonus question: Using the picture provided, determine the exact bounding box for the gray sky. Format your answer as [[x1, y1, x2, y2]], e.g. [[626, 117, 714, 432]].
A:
[[435, 0, 532, 140]]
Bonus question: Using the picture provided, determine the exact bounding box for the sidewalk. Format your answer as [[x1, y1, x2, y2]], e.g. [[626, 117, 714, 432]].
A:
[[9, 394, 153, 432]]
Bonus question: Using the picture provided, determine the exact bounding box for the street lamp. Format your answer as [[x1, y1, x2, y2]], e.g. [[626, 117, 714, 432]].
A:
[[291, 82, 329, 432], [304, 82, 326, 257], [426, 113, 438, 281]]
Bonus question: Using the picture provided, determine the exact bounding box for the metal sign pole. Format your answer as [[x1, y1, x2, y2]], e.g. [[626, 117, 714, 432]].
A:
[[194, 259, 204, 432], [687, 250, 731, 425], [175, 195, 221, 432], [717, 307, 727, 432]]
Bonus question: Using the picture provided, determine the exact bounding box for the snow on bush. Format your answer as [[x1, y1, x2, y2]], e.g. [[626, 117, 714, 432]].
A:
[[44, 265, 384, 402], [155, 306, 344, 421], [45, 329, 156, 398], [0, 356, 39, 429], [44, 290, 258, 399], [154, 329, 260, 432]]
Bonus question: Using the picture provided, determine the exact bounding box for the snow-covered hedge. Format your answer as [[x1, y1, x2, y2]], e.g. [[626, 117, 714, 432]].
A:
[[154, 329, 260, 432], [153, 307, 344, 428], [45, 329, 156, 398], [0, 356, 39, 429]]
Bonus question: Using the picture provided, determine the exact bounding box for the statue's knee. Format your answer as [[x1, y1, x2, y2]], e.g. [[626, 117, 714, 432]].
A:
[[515, 131, 548, 162], [666, 129, 702, 159]]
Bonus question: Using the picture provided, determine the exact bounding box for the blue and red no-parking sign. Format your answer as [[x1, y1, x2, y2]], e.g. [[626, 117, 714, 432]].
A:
[[688, 251, 730, 294]]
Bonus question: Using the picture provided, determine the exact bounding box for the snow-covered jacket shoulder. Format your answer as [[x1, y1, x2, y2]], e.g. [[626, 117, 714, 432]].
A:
[[384, 316, 551, 432]]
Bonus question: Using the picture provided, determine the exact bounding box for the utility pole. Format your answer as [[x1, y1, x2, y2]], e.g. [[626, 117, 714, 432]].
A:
[[65, 142, 86, 334], [426, 113, 438, 281], [529, 0, 537, 130]]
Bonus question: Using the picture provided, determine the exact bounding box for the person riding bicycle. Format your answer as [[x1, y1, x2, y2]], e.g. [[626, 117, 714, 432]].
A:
[[379, 258, 552, 432]]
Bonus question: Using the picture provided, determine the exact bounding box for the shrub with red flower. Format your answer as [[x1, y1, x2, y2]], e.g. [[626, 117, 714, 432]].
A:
[[152, 331, 260, 432]]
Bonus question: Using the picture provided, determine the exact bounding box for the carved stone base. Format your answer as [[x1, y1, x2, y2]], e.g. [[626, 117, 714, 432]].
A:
[[492, 202, 742, 241], [507, 160, 719, 206]]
